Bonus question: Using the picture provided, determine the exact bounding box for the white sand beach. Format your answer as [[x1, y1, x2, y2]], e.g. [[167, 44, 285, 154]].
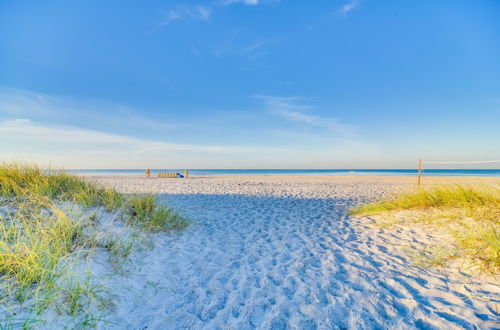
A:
[[5, 1, 500, 328], [73, 175, 499, 329]]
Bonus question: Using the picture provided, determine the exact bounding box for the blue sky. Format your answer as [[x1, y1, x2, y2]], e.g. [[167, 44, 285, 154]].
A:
[[1, 0, 499, 169]]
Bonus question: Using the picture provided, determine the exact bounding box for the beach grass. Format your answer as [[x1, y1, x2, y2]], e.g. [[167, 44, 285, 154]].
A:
[[126, 195, 190, 231], [0, 163, 189, 325], [350, 185, 500, 273], [0, 197, 82, 299], [0, 162, 123, 211]]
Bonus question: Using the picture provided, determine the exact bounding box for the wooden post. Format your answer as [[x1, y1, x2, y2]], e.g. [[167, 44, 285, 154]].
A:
[[417, 159, 422, 186]]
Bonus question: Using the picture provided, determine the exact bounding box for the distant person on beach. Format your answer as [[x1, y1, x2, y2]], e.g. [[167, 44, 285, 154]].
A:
[[145, 169, 151, 177]]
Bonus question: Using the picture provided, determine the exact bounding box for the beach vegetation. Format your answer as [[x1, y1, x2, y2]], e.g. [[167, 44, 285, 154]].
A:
[[0, 163, 189, 326], [350, 185, 500, 273], [0, 162, 124, 210], [0, 198, 82, 301], [126, 195, 189, 231], [61, 271, 102, 316], [106, 236, 136, 273]]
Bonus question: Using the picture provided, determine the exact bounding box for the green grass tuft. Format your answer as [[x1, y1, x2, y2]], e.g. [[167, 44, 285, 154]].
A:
[[350, 185, 500, 273], [126, 195, 189, 231]]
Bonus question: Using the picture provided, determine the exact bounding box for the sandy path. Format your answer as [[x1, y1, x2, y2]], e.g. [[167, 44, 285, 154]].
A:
[[89, 176, 500, 329]]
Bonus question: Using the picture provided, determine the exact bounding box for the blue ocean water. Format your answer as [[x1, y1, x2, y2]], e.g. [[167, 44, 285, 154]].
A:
[[69, 169, 500, 177]]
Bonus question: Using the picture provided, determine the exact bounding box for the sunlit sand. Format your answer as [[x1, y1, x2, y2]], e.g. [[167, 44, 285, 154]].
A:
[[79, 175, 499, 329]]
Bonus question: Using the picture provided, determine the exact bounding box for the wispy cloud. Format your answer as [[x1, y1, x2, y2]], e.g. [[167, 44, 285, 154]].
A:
[[0, 87, 177, 131], [218, 0, 260, 5], [158, 5, 211, 27], [154, 0, 277, 31], [0, 119, 244, 152], [218, 0, 280, 6], [337, 0, 359, 15], [241, 39, 279, 61], [0, 88, 375, 168], [242, 40, 267, 53], [191, 45, 203, 58], [0, 118, 378, 169], [0, 119, 290, 168], [254, 95, 355, 137], [304, 1, 360, 34], [0, 89, 382, 168]]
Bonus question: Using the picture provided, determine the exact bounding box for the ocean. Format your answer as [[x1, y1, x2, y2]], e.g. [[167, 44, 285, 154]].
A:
[[69, 169, 500, 177]]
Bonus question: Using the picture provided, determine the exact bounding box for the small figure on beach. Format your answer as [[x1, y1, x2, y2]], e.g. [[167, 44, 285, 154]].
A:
[[145, 169, 151, 177]]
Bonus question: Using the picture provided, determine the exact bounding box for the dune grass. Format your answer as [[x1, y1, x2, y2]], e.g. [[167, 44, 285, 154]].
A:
[[0, 163, 123, 212], [126, 195, 189, 231], [350, 185, 500, 273], [0, 163, 189, 325], [0, 197, 83, 302]]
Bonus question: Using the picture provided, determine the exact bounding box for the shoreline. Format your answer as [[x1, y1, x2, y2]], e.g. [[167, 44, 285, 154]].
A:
[[70, 168, 500, 178], [86, 174, 500, 187], [83, 174, 500, 179]]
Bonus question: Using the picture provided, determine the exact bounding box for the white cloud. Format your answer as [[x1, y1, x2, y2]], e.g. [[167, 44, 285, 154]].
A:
[[254, 95, 355, 137], [153, 0, 277, 32], [0, 87, 177, 131], [0, 88, 378, 168], [0, 119, 297, 168], [158, 5, 211, 26], [338, 0, 359, 15], [218, 0, 260, 6], [0, 87, 70, 116], [242, 40, 267, 53], [0, 119, 275, 154], [0, 117, 383, 168], [159, 0, 277, 26], [217, 0, 282, 6]]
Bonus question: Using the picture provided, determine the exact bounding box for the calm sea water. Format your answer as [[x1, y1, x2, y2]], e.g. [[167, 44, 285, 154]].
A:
[[69, 169, 500, 177]]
